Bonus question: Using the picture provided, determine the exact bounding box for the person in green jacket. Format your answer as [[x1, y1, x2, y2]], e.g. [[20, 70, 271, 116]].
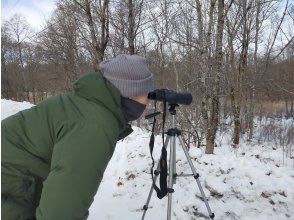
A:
[[1, 54, 154, 220]]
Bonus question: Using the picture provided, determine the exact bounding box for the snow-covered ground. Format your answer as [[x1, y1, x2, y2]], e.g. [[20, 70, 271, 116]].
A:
[[1, 99, 35, 119], [1, 99, 294, 220]]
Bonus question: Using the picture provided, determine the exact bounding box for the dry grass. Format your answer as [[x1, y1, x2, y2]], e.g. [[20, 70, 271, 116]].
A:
[[258, 101, 286, 116]]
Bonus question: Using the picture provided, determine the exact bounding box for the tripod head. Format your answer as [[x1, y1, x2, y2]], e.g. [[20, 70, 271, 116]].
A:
[[168, 104, 179, 115], [145, 103, 180, 120]]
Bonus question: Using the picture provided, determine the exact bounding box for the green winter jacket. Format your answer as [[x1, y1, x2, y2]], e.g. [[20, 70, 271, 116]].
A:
[[1, 72, 133, 220]]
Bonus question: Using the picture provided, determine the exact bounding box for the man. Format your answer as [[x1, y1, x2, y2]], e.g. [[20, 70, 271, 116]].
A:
[[1, 54, 154, 220]]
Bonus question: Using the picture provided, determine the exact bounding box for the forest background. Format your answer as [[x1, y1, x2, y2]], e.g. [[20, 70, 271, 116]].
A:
[[1, 0, 293, 155]]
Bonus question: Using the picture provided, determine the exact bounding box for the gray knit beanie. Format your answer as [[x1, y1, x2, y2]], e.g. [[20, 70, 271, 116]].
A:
[[99, 54, 154, 97]]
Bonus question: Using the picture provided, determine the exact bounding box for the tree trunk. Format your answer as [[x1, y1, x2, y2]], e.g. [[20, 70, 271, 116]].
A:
[[231, 87, 241, 146], [231, 0, 250, 146], [80, 0, 109, 68], [84, 0, 101, 69], [206, 133, 215, 154], [285, 99, 290, 118], [248, 0, 260, 142], [290, 98, 294, 118], [205, 0, 224, 154], [128, 0, 135, 54], [247, 96, 254, 142]]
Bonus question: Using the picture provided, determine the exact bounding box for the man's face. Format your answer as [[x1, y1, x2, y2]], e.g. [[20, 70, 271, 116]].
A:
[[130, 94, 148, 105]]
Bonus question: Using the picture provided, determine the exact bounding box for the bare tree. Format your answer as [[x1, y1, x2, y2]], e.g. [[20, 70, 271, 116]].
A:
[[4, 14, 32, 98], [110, 0, 145, 54], [74, 0, 110, 69], [194, 0, 226, 154]]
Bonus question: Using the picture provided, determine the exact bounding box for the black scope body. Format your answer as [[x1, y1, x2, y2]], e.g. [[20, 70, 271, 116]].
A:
[[148, 89, 193, 105]]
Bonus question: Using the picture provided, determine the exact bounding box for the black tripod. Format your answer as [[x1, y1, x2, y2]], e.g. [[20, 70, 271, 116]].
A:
[[141, 104, 214, 220]]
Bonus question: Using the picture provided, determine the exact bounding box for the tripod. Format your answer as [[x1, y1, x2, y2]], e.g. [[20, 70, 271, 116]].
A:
[[141, 104, 214, 220]]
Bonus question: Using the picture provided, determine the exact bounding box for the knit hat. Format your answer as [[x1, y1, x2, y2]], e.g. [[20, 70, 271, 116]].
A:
[[99, 54, 154, 97]]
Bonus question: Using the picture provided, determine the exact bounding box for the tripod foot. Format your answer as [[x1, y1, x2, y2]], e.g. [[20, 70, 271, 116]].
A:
[[143, 205, 148, 211], [210, 213, 215, 219], [193, 173, 200, 179]]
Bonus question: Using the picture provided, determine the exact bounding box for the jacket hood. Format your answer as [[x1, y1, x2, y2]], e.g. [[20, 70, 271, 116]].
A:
[[73, 72, 126, 130]]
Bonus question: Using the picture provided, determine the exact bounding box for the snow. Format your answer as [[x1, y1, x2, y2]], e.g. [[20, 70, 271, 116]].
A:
[[1, 99, 34, 119], [2, 99, 294, 220]]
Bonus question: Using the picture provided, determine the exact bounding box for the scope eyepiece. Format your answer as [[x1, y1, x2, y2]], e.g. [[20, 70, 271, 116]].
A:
[[148, 89, 192, 105]]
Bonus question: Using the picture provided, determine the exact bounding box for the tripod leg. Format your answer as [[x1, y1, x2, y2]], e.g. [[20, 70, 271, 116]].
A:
[[141, 136, 170, 220], [178, 136, 215, 219], [167, 135, 176, 220], [173, 138, 177, 184]]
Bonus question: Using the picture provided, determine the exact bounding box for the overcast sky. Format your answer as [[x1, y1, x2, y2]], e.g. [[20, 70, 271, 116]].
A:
[[1, 0, 57, 31]]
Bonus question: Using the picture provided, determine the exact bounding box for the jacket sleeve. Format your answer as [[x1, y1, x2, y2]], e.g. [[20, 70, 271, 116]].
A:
[[36, 122, 118, 220]]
